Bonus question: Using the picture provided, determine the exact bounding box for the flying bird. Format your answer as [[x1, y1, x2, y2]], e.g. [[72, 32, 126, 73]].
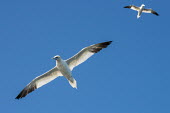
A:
[[124, 4, 159, 18], [15, 41, 112, 99]]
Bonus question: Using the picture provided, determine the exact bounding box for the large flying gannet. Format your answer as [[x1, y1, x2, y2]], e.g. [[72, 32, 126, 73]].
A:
[[16, 41, 112, 99], [124, 4, 159, 18]]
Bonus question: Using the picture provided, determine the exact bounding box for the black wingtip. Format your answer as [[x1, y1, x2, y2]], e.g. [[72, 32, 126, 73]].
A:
[[90, 41, 112, 53], [15, 85, 37, 99], [15, 91, 25, 99], [124, 6, 131, 8], [108, 41, 113, 44], [151, 10, 159, 16], [101, 41, 112, 45], [15, 88, 28, 99], [155, 13, 159, 16], [106, 41, 112, 43]]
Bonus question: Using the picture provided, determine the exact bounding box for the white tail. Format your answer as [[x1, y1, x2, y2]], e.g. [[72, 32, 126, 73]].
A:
[[68, 78, 77, 89], [137, 15, 140, 18]]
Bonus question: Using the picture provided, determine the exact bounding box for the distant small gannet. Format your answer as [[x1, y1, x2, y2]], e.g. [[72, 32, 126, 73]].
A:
[[124, 4, 159, 18], [15, 41, 112, 99]]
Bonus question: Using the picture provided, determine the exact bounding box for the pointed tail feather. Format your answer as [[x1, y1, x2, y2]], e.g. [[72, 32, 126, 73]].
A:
[[137, 15, 140, 18], [68, 78, 77, 89]]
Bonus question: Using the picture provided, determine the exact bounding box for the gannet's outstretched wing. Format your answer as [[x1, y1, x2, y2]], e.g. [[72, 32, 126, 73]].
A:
[[124, 5, 140, 11], [15, 67, 62, 99], [142, 9, 159, 16], [66, 41, 112, 71]]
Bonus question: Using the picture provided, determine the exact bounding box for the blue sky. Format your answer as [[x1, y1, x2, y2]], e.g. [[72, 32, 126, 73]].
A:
[[0, 0, 169, 113]]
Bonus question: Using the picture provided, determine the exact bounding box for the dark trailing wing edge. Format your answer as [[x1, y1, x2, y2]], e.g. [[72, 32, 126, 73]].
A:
[[15, 84, 37, 99], [89, 41, 112, 53]]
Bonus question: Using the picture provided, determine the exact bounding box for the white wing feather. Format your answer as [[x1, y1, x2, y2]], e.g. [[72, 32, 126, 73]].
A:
[[66, 41, 112, 71], [16, 67, 62, 99]]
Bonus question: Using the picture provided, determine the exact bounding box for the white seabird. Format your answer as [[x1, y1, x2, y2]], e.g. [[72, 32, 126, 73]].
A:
[[124, 4, 159, 18], [15, 41, 112, 99]]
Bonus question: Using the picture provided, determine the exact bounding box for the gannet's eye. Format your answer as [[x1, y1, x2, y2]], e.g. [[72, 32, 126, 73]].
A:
[[52, 56, 59, 60]]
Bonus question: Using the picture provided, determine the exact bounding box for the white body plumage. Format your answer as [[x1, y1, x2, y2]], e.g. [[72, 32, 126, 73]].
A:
[[15, 41, 112, 99], [124, 4, 159, 18], [55, 56, 77, 89], [137, 4, 145, 18]]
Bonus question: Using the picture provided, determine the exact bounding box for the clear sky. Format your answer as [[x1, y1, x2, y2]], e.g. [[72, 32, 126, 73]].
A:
[[0, 0, 169, 113]]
